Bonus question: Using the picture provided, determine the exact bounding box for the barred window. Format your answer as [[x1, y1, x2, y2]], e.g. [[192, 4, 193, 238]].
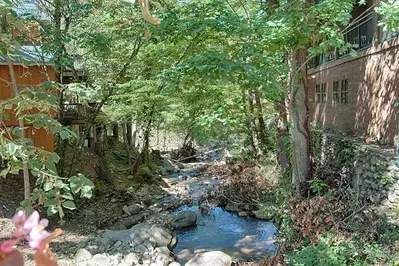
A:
[[316, 84, 321, 103], [333, 81, 339, 103], [321, 83, 327, 103], [341, 79, 348, 104]]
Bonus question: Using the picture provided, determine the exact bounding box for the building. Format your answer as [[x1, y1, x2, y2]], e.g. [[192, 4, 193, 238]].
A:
[[308, 1, 399, 144], [0, 46, 56, 152]]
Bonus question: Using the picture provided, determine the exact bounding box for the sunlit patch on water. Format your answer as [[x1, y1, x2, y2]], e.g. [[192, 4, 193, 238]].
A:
[[172, 205, 277, 264]]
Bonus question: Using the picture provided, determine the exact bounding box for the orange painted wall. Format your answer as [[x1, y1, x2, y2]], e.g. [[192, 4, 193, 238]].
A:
[[0, 64, 56, 152]]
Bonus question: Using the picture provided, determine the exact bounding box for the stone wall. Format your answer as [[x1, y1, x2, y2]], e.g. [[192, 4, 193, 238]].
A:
[[313, 130, 399, 204]]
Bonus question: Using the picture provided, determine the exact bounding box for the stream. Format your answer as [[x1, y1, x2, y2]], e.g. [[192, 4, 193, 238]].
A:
[[163, 165, 278, 264]]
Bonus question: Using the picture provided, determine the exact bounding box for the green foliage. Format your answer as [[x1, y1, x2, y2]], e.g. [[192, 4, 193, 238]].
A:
[[309, 178, 328, 195], [289, 232, 390, 266], [376, 0, 399, 32]]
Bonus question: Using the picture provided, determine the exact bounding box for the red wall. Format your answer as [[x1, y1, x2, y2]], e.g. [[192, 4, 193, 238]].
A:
[[0, 64, 56, 151]]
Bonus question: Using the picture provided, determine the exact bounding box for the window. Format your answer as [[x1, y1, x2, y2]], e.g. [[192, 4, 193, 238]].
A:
[[316, 84, 327, 103], [316, 84, 321, 103], [321, 83, 327, 103], [333, 81, 339, 103], [341, 79, 348, 104]]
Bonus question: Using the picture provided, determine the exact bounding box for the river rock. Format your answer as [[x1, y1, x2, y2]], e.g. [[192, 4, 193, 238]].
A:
[[122, 253, 140, 265], [124, 204, 145, 216], [252, 210, 270, 220], [75, 249, 92, 264], [238, 211, 247, 217], [152, 253, 174, 266], [149, 224, 178, 249], [225, 202, 240, 212], [87, 254, 111, 266], [171, 211, 197, 229], [185, 251, 232, 266]]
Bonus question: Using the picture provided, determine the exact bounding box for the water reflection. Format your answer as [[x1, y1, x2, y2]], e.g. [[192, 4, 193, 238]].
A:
[[173, 205, 277, 264]]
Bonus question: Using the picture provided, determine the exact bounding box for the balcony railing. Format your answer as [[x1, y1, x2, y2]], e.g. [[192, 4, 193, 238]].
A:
[[60, 103, 98, 124], [309, 8, 374, 69]]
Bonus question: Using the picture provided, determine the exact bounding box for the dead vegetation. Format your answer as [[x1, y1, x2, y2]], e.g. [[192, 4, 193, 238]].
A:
[[199, 162, 280, 214]]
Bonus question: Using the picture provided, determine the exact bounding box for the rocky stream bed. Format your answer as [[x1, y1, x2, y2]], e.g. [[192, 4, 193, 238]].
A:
[[56, 162, 277, 266]]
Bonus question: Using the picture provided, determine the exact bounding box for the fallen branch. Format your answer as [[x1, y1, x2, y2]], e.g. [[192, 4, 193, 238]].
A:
[[174, 148, 224, 162], [337, 205, 366, 225]]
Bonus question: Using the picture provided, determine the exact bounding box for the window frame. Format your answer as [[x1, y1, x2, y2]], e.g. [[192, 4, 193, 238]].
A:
[[321, 83, 327, 103], [333, 81, 340, 104], [316, 84, 321, 103], [341, 79, 349, 105]]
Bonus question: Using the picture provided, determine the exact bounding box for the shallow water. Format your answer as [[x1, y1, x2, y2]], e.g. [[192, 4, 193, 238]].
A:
[[173, 205, 277, 264]]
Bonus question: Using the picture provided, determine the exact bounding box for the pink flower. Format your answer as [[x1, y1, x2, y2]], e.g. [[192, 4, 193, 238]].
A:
[[0, 239, 18, 255], [23, 211, 40, 233], [27, 219, 50, 249], [12, 211, 51, 250], [12, 211, 26, 228]]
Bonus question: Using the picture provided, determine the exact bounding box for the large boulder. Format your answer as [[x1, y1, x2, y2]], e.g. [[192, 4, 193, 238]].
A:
[[171, 211, 197, 229], [128, 223, 178, 250], [225, 203, 240, 212], [149, 224, 178, 250], [75, 249, 92, 265], [102, 222, 177, 250], [185, 251, 232, 266], [123, 204, 144, 216]]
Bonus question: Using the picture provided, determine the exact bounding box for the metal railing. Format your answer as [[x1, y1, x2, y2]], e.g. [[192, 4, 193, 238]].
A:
[[310, 8, 374, 69], [61, 103, 97, 120]]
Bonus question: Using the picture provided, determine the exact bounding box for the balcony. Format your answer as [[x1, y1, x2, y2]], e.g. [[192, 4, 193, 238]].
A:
[[60, 103, 98, 125], [309, 8, 374, 69]]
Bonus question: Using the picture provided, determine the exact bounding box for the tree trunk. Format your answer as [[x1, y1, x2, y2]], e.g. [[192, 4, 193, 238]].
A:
[[247, 90, 260, 159], [132, 106, 154, 175], [276, 97, 290, 173], [254, 88, 268, 150], [94, 125, 109, 182], [112, 123, 119, 140], [122, 123, 132, 167], [7, 57, 30, 200], [289, 50, 312, 195], [127, 122, 133, 146]]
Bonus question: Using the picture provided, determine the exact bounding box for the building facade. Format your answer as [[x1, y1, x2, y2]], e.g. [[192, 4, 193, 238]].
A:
[[0, 48, 56, 152], [307, 1, 399, 143]]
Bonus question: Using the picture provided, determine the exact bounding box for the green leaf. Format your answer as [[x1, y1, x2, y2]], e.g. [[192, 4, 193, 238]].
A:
[[21, 57, 32, 67], [36, 92, 48, 101], [49, 153, 60, 163], [5, 142, 17, 156], [46, 95, 57, 105], [59, 130, 70, 140], [62, 201, 76, 210], [62, 191, 74, 200], [44, 198, 58, 207], [29, 158, 42, 170], [69, 174, 94, 198], [32, 120, 44, 129], [50, 125, 62, 134], [42, 81, 53, 91], [47, 205, 58, 216], [43, 182, 54, 191], [13, 127, 23, 137], [20, 199, 31, 207], [45, 160, 57, 173]]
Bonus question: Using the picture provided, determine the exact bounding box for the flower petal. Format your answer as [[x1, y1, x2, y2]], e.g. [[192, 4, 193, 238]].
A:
[[30, 227, 50, 242], [12, 211, 26, 228], [0, 239, 19, 254], [38, 219, 49, 228], [28, 239, 41, 249], [23, 211, 39, 232]]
